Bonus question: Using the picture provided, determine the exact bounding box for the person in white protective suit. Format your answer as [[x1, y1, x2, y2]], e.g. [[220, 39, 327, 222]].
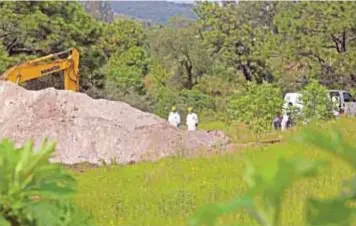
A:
[[168, 106, 181, 128], [331, 95, 340, 117], [281, 113, 289, 131], [186, 107, 199, 131], [281, 102, 293, 131]]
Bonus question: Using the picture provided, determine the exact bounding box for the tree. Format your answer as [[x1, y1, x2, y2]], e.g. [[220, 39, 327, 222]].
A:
[[104, 46, 149, 94], [193, 1, 279, 83], [101, 18, 149, 95], [0, 45, 11, 73], [98, 18, 147, 58], [273, 1, 356, 89], [149, 16, 212, 90]]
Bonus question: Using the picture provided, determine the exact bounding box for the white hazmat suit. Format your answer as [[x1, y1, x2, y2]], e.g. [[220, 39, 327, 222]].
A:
[[186, 112, 199, 131], [281, 114, 289, 131], [168, 111, 181, 128]]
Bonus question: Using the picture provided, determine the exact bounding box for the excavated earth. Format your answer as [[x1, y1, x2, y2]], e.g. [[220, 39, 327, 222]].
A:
[[0, 81, 231, 165]]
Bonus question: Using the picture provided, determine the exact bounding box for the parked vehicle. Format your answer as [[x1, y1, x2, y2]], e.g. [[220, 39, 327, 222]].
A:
[[328, 90, 356, 116], [282, 90, 356, 117], [283, 92, 303, 113]]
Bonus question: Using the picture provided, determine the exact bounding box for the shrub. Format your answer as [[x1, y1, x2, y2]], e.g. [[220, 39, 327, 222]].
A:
[[153, 86, 182, 118], [300, 79, 333, 121], [0, 139, 95, 226], [179, 89, 216, 113], [227, 82, 283, 135]]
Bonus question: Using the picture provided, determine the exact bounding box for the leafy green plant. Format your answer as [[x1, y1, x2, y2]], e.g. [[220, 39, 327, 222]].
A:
[[300, 79, 334, 122], [189, 124, 356, 226], [0, 139, 95, 226], [227, 82, 283, 136], [180, 89, 216, 113], [152, 86, 181, 118]]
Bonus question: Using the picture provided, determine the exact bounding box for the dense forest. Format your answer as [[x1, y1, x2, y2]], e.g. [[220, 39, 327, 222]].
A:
[[1, 1, 356, 129]]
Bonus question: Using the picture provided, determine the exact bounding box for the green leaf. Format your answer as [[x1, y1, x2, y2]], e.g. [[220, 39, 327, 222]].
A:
[[57, 202, 96, 226], [27, 202, 61, 226], [306, 198, 356, 226], [295, 126, 356, 169], [0, 217, 10, 226], [0, 138, 92, 226], [266, 158, 327, 224], [241, 155, 327, 226]]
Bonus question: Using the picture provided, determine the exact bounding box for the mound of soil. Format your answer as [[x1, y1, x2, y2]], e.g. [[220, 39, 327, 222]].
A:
[[0, 81, 230, 165]]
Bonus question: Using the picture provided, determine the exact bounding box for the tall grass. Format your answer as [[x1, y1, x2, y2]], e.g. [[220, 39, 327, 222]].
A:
[[198, 116, 281, 143], [71, 118, 356, 226]]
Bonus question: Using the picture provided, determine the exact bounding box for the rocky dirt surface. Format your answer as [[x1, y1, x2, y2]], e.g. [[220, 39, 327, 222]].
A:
[[0, 81, 231, 165]]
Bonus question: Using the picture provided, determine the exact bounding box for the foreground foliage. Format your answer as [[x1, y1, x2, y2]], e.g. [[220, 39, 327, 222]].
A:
[[0, 139, 94, 226]]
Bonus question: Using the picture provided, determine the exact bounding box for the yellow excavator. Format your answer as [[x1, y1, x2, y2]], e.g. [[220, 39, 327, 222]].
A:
[[0, 48, 80, 92]]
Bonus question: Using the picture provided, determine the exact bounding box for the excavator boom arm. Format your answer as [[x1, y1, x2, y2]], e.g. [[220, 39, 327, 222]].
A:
[[0, 48, 79, 92]]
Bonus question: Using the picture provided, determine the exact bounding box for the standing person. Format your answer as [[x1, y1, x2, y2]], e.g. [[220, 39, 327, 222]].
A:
[[281, 102, 293, 131], [186, 107, 199, 131], [168, 106, 181, 128], [272, 111, 282, 130], [281, 113, 289, 131]]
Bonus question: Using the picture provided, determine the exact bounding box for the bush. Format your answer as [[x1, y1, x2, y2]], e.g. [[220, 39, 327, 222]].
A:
[[0, 139, 95, 226], [301, 79, 333, 121], [227, 82, 283, 135], [179, 89, 216, 113], [153, 87, 182, 118]]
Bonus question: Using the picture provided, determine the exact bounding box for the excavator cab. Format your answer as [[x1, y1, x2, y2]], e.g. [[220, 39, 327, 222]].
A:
[[0, 48, 80, 92]]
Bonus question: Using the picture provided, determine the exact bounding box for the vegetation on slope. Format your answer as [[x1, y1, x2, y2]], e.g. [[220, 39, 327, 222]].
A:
[[81, 1, 114, 23], [109, 1, 197, 24]]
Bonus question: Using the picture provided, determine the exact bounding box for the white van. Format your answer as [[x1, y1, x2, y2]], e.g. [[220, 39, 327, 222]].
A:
[[283, 90, 356, 117], [283, 92, 303, 115]]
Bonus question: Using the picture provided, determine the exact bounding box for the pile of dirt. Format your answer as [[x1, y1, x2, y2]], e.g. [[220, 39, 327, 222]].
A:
[[0, 81, 231, 165]]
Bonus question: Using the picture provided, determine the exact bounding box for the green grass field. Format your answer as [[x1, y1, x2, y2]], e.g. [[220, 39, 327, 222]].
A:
[[70, 118, 356, 226]]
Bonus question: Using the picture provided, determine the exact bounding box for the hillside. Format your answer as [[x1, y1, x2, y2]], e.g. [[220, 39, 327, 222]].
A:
[[109, 1, 197, 24], [81, 1, 114, 22]]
